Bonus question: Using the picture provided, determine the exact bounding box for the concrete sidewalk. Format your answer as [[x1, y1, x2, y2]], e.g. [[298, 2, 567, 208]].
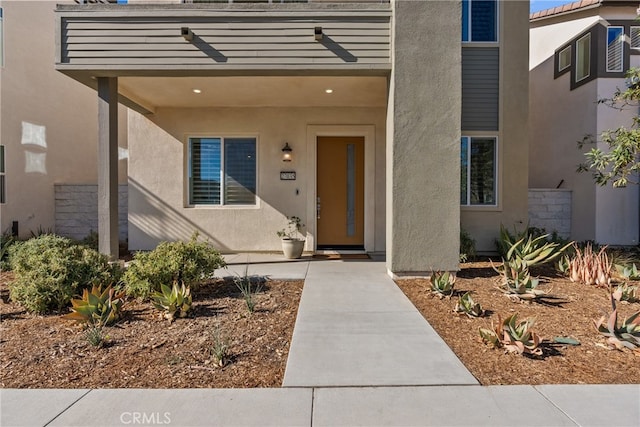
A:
[[1, 255, 639, 426]]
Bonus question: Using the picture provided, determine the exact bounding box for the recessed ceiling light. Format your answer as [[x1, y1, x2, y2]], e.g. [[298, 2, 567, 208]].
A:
[[325, 89, 333, 94], [193, 89, 202, 94]]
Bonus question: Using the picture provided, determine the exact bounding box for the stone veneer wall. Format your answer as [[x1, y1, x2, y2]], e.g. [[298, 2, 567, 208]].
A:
[[55, 184, 127, 241], [528, 189, 571, 238]]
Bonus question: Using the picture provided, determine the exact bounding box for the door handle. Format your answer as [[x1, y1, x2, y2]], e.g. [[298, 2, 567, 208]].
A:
[[317, 197, 321, 219]]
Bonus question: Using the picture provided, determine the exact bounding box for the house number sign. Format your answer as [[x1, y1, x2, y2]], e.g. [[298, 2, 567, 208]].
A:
[[280, 171, 296, 180]]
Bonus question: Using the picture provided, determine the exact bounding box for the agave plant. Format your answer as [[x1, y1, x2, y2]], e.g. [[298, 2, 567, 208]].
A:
[[479, 313, 543, 356], [615, 263, 640, 281], [453, 292, 484, 318], [505, 234, 572, 270], [429, 271, 455, 298], [615, 283, 639, 303], [151, 281, 192, 322], [63, 284, 124, 327], [594, 292, 640, 350], [568, 243, 611, 287]]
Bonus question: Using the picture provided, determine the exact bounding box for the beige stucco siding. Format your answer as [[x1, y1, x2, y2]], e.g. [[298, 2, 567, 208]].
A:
[[0, 0, 128, 238], [128, 106, 386, 252]]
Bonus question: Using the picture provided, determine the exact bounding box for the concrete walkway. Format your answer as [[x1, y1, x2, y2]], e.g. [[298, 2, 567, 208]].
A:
[[1, 255, 639, 426]]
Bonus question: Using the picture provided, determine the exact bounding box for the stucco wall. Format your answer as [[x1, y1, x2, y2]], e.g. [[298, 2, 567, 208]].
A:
[[128, 106, 386, 252], [460, 0, 530, 254], [0, 0, 128, 238]]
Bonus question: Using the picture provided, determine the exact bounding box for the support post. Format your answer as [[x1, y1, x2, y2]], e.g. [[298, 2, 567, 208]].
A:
[[97, 77, 119, 260]]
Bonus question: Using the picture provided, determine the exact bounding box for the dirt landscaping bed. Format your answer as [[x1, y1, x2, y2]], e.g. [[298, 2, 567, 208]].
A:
[[0, 272, 303, 389], [396, 261, 640, 385]]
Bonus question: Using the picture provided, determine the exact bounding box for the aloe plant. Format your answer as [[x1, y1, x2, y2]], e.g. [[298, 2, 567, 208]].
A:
[[615, 283, 639, 303], [429, 271, 455, 298], [615, 263, 640, 281], [63, 284, 124, 327], [151, 281, 192, 322], [594, 292, 640, 350], [453, 292, 484, 318], [479, 313, 543, 356], [568, 243, 612, 286]]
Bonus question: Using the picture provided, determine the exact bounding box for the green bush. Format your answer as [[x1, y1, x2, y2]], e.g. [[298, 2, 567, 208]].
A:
[[1, 229, 18, 271], [460, 229, 476, 263], [123, 233, 226, 299], [8, 235, 120, 313]]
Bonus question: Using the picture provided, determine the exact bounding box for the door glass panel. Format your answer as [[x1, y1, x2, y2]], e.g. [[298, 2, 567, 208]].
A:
[[346, 143, 356, 237]]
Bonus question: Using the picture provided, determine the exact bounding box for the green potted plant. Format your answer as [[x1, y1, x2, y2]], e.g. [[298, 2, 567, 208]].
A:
[[277, 216, 305, 259]]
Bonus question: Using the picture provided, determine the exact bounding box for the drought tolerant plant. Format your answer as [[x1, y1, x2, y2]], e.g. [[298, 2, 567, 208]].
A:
[[123, 232, 226, 299], [567, 243, 612, 286], [615, 283, 639, 303], [151, 281, 192, 322], [459, 229, 476, 263], [594, 291, 640, 350], [63, 284, 125, 327], [210, 325, 230, 367], [0, 229, 17, 271], [84, 324, 108, 348], [234, 270, 264, 313], [453, 292, 484, 318], [8, 234, 120, 313], [429, 271, 455, 298], [615, 263, 640, 281], [479, 313, 543, 356], [276, 216, 305, 240]]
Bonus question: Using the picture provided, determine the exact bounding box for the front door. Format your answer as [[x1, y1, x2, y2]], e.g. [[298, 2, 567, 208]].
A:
[[316, 136, 365, 249]]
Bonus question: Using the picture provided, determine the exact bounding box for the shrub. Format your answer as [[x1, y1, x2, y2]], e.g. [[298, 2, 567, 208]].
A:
[[459, 229, 476, 263], [8, 235, 120, 313], [123, 233, 226, 299], [1, 229, 18, 271]]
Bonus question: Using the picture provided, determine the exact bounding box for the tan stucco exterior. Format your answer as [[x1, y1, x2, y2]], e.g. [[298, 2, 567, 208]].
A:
[[0, 0, 128, 239]]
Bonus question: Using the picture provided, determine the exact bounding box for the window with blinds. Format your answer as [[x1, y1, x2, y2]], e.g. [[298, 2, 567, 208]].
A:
[[188, 137, 256, 205]]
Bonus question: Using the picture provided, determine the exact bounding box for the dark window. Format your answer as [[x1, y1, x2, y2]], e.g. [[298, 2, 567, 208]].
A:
[[462, 0, 497, 42]]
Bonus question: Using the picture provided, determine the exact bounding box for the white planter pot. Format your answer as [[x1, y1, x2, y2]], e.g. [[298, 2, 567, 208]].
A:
[[281, 238, 305, 259]]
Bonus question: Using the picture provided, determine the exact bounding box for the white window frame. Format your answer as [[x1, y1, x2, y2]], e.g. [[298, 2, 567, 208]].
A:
[[558, 45, 572, 73], [606, 26, 624, 73], [576, 33, 591, 82], [462, 0, 499, 43], [631, 26, 640, 50], [461, 136, 498, 207], [186, 135, 258, 207], [0, 145, 5, 204]]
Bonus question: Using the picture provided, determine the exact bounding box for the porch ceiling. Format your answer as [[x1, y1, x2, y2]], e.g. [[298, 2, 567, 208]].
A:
[[118, 76, 388, 112]]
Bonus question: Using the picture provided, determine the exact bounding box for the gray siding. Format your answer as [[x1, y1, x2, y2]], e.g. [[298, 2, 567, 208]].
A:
[[462, 47, 499, 131], [59, 11, 390, 70]]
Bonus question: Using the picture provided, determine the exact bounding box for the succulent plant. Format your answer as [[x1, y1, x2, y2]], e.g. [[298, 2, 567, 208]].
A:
[[151, 281, 192, 322], [453, 292, 484, 318], [595, 292, 640, 350], [615, 263, 640, 281], [615, 283, 639, 303], [491, 258, 546, 302], [429, 271, 455, 298], [63, 284, 124, 327], [479, 313, 543, 356], [568, 243, 612, 287]]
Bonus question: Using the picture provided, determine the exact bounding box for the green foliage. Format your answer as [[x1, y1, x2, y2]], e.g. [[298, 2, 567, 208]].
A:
[[29, 225, 54, 238], [8, 235, 120, 313], [85, 325, 108, 348], [479, 313, 543, 356], [151, 282, 192, 322], [615, 283, 639, 303], [123, 233, 226, 299], [234, 271, 264, 313], [459, 229, 476, 263], [79, 230, 99, 251], [615, 263, 640, 281], [63, 284, 125, 327], [594, 292, 640, 350], [429, 271, 455, 298], [1, 229, 18, 271], [453, 292, 484, 318], [577, 68, 640, 187], [276, 216, 305, 240], [210, 325, 230, 367]]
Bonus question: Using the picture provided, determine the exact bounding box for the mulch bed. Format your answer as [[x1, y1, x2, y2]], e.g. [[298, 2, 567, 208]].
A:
[[0, 273, 303, 389], [396, 261, 640, 385]]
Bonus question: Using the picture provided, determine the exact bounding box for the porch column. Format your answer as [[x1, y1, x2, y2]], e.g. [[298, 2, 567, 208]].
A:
[[386, 1, 461, 276], [97, 77, 119, 260]]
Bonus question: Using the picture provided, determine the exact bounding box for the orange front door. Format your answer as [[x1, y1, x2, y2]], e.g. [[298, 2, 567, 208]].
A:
[[316, 136, 365, 249]]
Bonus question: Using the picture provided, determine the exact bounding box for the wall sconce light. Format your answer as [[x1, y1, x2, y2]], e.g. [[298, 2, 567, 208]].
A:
[[181, 27, 194, 42], [282, 143, 293, 162], [314, 26, 323, 41]]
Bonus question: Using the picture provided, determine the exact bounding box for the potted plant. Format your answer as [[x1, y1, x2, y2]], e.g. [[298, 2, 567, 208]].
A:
[[277, 216, 305, 259]]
